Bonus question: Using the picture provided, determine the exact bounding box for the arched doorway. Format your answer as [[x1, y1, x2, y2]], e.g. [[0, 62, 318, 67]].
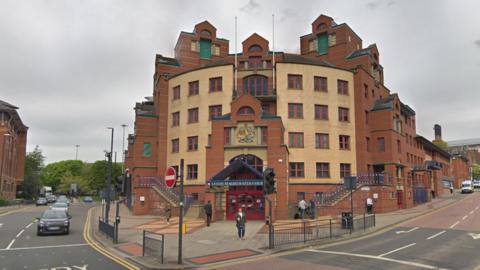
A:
[[226, 155, 265, 220]]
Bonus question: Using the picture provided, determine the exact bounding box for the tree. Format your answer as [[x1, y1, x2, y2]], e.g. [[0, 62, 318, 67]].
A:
[[41, 160, 84, 191], [21, 146, 45, 199], [85, 160, 122, 194], [432, 139, 448, 150], [472, 164, 480, 180]]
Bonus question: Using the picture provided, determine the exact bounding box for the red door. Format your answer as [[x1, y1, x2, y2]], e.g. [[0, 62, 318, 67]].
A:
[[397, 191, 404, 209], [226, 187, 265, 220]]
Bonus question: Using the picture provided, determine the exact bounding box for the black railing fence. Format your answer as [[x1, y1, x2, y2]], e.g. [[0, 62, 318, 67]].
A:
[[143, 230, 165, 264]]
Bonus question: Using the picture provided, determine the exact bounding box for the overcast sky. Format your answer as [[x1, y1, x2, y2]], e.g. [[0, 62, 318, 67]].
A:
[[1, 0, 479, 164]]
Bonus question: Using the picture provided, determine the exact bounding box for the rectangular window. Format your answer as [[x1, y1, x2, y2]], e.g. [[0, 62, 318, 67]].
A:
[[209, 77, 222, 92], [297, 192, 305, 201], [188, 108, 199, 123], [199, 39, 212, 59], [288, 103, 303, 119], [289, 132, 304, 148], [328, 33, 336, 46], [188, 81, 199, 96], [209, 105, 222, 120], [187, 164, 198, 179], [208, 134, 211, 146], [317, 33, 328, 54], [172, 112, 180, 127], [315, 133, 329, 149], [316, 163, 330, 178], [261, 127, 268, 144], [172, 139, 179, 153], [287, 74, 303, 89], [337, 80, 349, 95], [366, 137, 371, 152], [187, 136, 198, 151], [397, 139, 401, 153], [315, 105, 329, 120], [340, 163, 351, 178], [289, 162, 305, 178], [314, 76, 327, 92], [338, 107, 349, 122], [224, 127, 232, 145], [173, 86, 180, 100], [378, 137, 385, 152], [364, 84, 368, 98], [365, 110, 369, 125], [339, 135, 350, 150], [143, 143, 151, 157]]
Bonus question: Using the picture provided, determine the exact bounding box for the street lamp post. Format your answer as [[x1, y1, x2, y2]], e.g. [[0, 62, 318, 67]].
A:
[[121, 124, 127, 173], [105, 127, 114, 223], [75, 144, 80, 160]]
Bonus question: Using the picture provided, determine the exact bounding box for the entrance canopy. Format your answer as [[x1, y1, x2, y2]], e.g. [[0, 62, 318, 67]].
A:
[[209, 158, 263, 187]]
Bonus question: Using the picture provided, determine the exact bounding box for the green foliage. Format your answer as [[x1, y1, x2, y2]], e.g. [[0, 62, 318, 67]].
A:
[[41, 160, 84, 191], [84, 160, 122, 194], [472, 164, 480, 180], [21, 146, 45, 199], [432, 140, 448, 150]]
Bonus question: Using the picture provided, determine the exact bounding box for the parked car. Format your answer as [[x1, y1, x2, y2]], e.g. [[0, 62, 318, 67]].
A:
[[37, 209, 71, 235], [473, 180, 480, 189], [46, 194, 56, 203], [461, 180, 474, 194], [36, 197, 48, 206], [50, 202, 69, 215], [56, 195, 70, 206], [83, 196, 93, 203]]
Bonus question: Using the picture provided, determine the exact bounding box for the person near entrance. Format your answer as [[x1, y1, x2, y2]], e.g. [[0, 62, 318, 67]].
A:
[[165, 204, 172, 224], [309, 198, 316, 219], [204, 200, 213, 226], [298, 199, 307, 219], [366, 197, 373, 214], [235, 208, 247, 240]]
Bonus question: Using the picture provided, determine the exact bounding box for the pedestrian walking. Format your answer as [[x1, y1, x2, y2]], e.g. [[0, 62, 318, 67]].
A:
[[309, 198, 316, 219], [298, 199, 307, 219], [165, 204, 172, 225], [235, 208, 246, 240], [204, 200, 213, 226], [366, 197, 373, 214]]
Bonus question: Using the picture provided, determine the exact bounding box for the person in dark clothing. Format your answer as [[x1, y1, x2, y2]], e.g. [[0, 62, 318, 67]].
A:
[[309, 198, 316, 219], [204, 200, 213, 226], [235, 208, 247, 240], [165, 204, 172, 225]]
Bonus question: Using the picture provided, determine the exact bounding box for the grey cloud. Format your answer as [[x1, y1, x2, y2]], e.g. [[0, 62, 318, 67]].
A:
[[474, 40, 480, 47], [240, 0, 260, 14]]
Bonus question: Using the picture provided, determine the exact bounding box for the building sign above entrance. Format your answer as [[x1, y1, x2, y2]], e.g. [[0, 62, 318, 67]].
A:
[[209, 179, 263, 187]]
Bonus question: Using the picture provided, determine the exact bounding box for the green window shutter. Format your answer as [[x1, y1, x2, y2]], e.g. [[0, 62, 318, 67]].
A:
[[199, 40, 212, 59], [143, 143, 151, 157], [317, 33, 328, 55]]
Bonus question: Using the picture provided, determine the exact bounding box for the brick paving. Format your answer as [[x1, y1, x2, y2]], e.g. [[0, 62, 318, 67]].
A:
[[187, 249, 261, 265]]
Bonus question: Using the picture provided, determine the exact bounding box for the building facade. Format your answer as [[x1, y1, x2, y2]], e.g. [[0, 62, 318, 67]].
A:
[[0, 100, 28, 201], [126, 15, 455, 220]]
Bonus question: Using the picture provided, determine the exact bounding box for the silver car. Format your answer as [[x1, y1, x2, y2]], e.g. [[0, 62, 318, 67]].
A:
[[50, 202, 69, 215]]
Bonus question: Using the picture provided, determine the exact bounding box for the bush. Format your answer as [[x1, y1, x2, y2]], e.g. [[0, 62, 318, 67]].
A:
[[0, 199, 7, 207]]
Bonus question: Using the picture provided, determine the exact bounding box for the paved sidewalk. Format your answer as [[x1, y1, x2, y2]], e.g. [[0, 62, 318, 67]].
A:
[[89, 192, 467, 270]]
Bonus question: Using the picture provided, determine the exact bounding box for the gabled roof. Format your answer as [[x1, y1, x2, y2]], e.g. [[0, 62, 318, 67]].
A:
[[156, 55, 180, 66], [209, 158, 263, 180], [346, 48, 372, 60], [416, 135, 451, 159], [370, 95, 395, 112], [0, 99, 28, 131]]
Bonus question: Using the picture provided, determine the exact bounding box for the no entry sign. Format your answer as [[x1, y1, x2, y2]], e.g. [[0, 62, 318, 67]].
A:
[[165, 167, 177, 188]]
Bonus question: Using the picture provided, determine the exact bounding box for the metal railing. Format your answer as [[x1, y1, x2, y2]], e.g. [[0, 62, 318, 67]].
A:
[[98, 217, 117, 243], [268, 214, 375, 249], [143, 230, 165, 264]]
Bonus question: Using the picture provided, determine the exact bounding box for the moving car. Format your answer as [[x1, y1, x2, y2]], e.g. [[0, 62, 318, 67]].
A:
[[473, 180, 480, 189], [36, 197, 48, 206], [37, 209, 71, 235], [461, 180, 474, 194], [50, 202, 69, 215], [46, 194, 56, 203], [83, 196, 93, 203], [57, 195, 70, 205]]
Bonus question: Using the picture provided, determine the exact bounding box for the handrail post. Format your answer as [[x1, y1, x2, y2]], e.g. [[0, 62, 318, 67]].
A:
[[329, 219, 332, 238], [363, 213, 366, 231], [161, 234, 165, 264], [303, 221, 306, 243], [142, 230, 145, 257]]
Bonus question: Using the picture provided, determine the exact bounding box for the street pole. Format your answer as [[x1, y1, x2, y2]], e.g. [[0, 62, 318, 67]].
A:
[[178, 158, 184, 264], [105, 127, 114, 223], [121, 124, 127, 173], [75, 144, 80, 160]]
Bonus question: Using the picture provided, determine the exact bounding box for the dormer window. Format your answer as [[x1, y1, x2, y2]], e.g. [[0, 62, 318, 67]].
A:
[[201, 29, 212, 37], [317, 23, 327, 31], [317, 33, 328, 55], [200, 39, 212, 59], [237, 106, 254, 115], [248, 45, 262, 53]]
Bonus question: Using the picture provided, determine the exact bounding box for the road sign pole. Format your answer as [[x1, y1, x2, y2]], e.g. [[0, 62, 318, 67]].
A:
[[178, 158, 184, 265]]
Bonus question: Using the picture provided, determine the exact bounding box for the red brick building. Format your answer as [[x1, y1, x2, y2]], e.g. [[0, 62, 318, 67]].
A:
[[0, 100, 28, 200], [125, 15, 460, 220]]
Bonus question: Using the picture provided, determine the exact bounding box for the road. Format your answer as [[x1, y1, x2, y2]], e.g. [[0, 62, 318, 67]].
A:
[[0, 201, 132, 270], [219, 193, 480, 270]]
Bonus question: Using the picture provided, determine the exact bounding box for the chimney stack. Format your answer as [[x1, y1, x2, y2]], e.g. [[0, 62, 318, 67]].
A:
[[434, 124, 442, 141]]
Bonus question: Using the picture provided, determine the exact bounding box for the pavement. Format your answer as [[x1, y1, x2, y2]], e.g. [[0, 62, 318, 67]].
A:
[[87, 191, 471, 270], [0, 199, 137, 270], [214, 192, 480, 270]]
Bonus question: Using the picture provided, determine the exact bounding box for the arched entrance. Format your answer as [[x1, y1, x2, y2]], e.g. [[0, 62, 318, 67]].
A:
[[226, 155, 265, 220]]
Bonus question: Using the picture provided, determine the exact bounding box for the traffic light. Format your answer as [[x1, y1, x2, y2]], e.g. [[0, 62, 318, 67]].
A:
[[263, 167, 276, 194], [115, 175, 124, 194]]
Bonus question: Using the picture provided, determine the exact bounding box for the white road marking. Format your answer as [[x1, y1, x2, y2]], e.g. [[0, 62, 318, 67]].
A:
[[25, 222, 33, 229], [395, 227, 419, 234], [427, 230, 446, 240], [450, 221, 460, 228], [0, 223, 3, 228], [6, 239, 15, 250], [0, 243, 88, 251], [470, 210, 474, 215], [463, 215, 468, 220], [379, 243, 416, 257], [16, 229, 25, 238], [308, 249, 440, 269], [468, 233, 480, 240]]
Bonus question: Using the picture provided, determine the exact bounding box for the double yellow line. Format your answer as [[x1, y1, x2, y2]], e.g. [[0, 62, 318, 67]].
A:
[[83, 207, 140, 270], [0, 206, 34, 217]]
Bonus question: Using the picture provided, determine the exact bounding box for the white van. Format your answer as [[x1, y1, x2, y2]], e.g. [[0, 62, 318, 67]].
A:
[[461, 180, 474, 194]]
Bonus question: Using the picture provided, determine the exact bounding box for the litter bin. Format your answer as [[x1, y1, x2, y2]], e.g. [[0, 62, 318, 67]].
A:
[[341, 212, 353, 229]]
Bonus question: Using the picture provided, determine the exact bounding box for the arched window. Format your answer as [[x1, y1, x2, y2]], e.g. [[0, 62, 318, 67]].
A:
[[317, 23, 327, 31], [237, 106, 255, 115], [248, 44, 262, 53], [243, 75, 268, 96], [230, 155, 263, 173], [201, 29, 211, 37]]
